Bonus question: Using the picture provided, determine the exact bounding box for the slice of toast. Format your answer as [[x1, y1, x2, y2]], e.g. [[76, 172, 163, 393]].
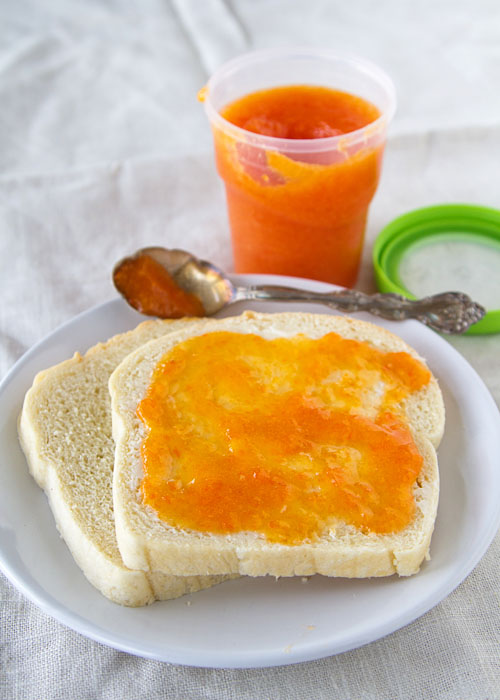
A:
[[18, 317, 233, 606], [110, 311, 444, 579]]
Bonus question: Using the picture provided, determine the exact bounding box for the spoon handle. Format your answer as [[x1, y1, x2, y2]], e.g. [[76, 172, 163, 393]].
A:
[[236, 285, 485, 334]]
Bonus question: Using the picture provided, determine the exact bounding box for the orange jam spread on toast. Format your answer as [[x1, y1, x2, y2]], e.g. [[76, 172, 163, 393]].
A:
[[137, 331, 431, 544]]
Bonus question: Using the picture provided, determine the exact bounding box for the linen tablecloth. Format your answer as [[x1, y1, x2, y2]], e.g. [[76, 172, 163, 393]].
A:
[[1, 1, 499, 697]]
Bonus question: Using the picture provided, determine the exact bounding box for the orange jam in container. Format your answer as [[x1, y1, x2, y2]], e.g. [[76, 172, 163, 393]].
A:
[[202, 49, 396, 287], [137, 331, 430, 545]]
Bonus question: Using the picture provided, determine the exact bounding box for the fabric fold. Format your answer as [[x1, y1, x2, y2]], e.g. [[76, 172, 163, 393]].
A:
[[171, 0, 248, 74]]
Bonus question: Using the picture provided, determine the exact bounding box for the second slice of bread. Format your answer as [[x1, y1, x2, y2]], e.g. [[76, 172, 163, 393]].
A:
[[18, 317, 234, 606], [110, 311, 444, 579]]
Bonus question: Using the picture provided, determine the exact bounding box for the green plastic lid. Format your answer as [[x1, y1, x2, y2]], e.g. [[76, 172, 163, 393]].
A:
[[373, 204, 500, 335]]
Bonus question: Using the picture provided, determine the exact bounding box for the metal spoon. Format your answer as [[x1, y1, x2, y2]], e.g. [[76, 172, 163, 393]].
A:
[[113, 247, 486, 334]]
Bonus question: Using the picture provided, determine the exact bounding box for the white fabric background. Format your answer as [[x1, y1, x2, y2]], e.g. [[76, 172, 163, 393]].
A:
[[1, 1, 500, 698]]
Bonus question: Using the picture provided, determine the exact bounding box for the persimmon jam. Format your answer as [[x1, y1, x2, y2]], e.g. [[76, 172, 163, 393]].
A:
[[113, 253, 204, 318], [221, 85, 380, 139], [137, 331, 431, 545], [212, 85, 384, 286]]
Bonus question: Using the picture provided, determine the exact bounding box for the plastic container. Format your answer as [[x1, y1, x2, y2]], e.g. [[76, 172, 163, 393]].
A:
[[373, 204, 500, 335], [202, 47, 396, 287]]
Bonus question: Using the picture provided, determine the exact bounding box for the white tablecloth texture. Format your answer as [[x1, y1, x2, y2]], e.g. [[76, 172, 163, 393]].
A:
[[1, 1, 500, 698]]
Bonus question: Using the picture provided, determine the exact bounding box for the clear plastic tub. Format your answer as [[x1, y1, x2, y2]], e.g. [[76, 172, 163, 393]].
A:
[[203, 47, 396, 286]]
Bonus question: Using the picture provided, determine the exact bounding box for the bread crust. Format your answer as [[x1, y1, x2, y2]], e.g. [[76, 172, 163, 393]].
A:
[[110, 311, 444, 578], [18, 318, 233, 606]]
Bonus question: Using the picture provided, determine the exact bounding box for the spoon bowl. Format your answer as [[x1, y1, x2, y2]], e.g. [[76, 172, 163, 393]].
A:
[[139, 247, 235, 315]]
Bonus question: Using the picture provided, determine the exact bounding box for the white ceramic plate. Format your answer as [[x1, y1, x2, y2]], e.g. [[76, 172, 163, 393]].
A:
[[1, 274, 500, 669]]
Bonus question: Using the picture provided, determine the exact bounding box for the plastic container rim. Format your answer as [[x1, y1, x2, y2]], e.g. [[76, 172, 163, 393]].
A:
[[203, 46, 397, 153]]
